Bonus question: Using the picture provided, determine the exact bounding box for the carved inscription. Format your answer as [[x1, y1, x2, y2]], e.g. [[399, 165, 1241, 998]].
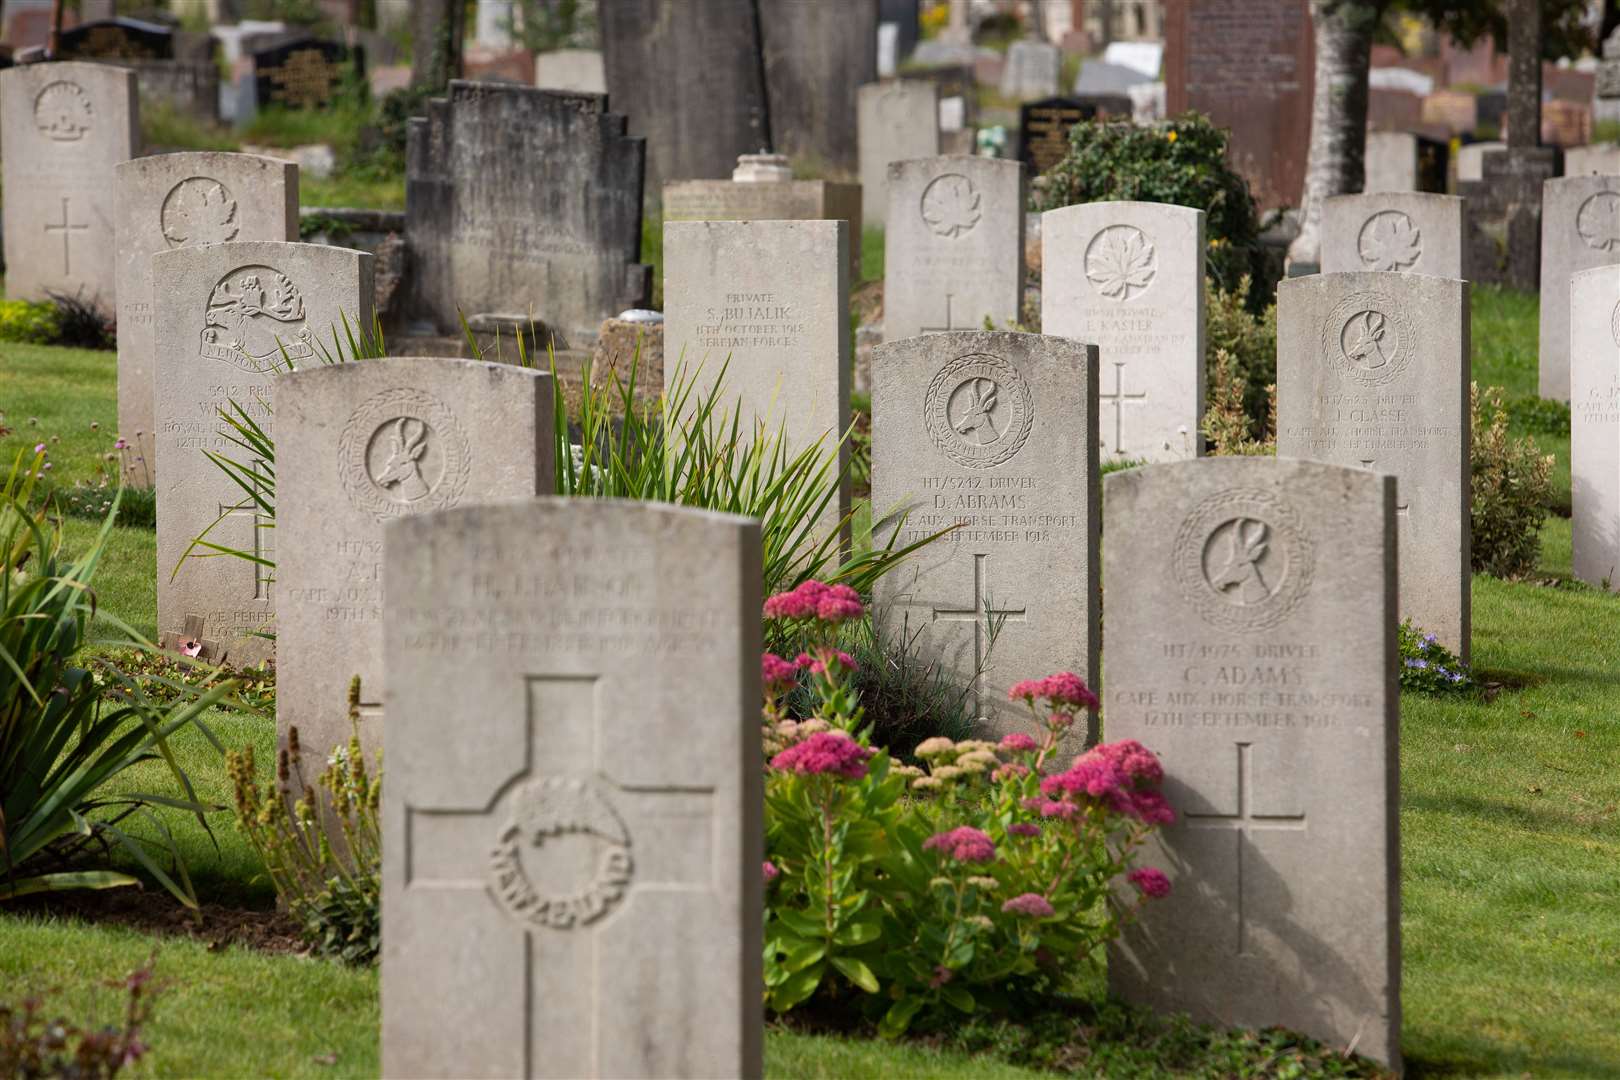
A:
[[694, 291, 803, 351]]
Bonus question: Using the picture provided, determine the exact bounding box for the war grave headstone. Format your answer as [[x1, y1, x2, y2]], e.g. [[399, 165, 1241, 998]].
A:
[[857, 79, 940, 227], [116, 153, 298, 489], [0, 62, 137, 314], [883, 156, 1024, 343], [662, 154, 862, 276], [1276, 271, 1470, 657], [1321, 192, 1466, 280], [381, 500, 764, 1080], [1540, 176, 1620, 401], [1103, 457, 1401, 1073], [1565, 144, 1620, 176], [252, 37, 362, 111], [871, 331, 1099, 746], [55, 17, 174, 59], [663, 220, 851, 534], [1363, 131, 1448, 195], [534, 48, 606, 94], [153, 241, 374, 667], [1042, 202, 1205, 463], [405, 82, 648, 346], [1017, 96, 1094, 177], [277, 357, 555, 769], [1570, 265, 1620, 590]]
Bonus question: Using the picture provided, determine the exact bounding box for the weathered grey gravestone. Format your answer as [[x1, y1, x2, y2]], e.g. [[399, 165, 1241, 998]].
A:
[[534, 48, 606, 94], [1277, 271, 1470, 657], [1321, 192, 1466, 280], [663, 220, 851, 531], [1000, 39, 1061, 100], [1, 62, 137, 313], [884, 157, 1025, 342], [1539, 176, 1620, 402], [1043, 201, 1205, 464], [858, 80, 940, 227], [153, 241, 374, 668], [1455, 141, 1505, 182], [115, 153, 298, 489], [662, 157, 862, 276], [381, 500, 763, 1079], [760, 0, 878, 174], [277, 357, 555, 765], [1104, 457, 1401, 1074], [872, 331, 1099, 746], [405, 82, 648, 346], [1570, 265, 1620, 591]]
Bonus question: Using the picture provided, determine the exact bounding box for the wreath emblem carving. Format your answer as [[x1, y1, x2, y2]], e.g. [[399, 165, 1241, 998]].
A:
[[1174, 488, 1315, 633], [1321, 290, 1414, 387], [924, 352, 1034, 469], [338, 388, 471, 520], [488, 777, 634, 931]]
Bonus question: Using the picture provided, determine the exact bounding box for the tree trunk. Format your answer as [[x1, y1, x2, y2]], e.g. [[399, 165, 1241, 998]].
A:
[[1285, 0, 1382, 276], [411, 0, 465, 92]]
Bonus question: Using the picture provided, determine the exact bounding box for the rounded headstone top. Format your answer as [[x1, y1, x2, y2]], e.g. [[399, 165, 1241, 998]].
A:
[[617, 308, 664, 324], [732, 153, 792, 183]]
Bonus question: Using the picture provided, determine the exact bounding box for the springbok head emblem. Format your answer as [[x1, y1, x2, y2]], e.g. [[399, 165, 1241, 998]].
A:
[[372, 417, 431, 502]]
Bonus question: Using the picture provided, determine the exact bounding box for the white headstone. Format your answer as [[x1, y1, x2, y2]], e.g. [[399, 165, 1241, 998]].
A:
[[877, 22, 899, 78], [1540, 176, 1620, 401], [1565, 143, 1620, 176], [1570, 264, 1620, 590], [1321, 192, 1466, 279], [858, 80, 940, 227], [1456, 141, 1505, 182], [534, 48, 607, 94]]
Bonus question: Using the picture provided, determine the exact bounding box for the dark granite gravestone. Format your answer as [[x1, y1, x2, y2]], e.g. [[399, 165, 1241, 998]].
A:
[[600, 0, 768, 189], [1165, 0, 1313, 212], [1018, 96, 1095, 176], [405, 82, 649, 347], [760, 0, 877, 174], [56, 17, 174, 60], [251, 37, 364, 111]]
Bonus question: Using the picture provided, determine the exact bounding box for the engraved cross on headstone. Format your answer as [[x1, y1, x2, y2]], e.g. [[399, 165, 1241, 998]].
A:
[[1356, 458, 1410, 518], [921, 293, 972, 334], [1183, 741, 1307, 956], [1101, 361, 1148, 454], [217, 459, 275, 600], [44, 197, 89, 276], [405, 675, 715, 1078], [930, 553, 1027, 718]]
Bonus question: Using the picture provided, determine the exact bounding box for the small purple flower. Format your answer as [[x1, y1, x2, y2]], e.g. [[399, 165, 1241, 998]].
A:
[[1001, 892, 1055, 918], [33, 443, 45, 454]]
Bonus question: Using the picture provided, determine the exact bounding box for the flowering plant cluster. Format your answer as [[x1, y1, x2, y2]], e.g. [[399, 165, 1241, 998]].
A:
[[761, 582, 1174, 1035], [1398, 619, 1474, 695]]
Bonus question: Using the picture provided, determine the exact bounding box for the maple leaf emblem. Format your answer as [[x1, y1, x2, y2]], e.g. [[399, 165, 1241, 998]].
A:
[[1358, 212, 1422, 271], [162, 179, 240, 248], [1342, 310, 1391, 370], [1086, 226, 1156, 300], [1577, 192, 1620, 253], [920, 174, 982, 238]]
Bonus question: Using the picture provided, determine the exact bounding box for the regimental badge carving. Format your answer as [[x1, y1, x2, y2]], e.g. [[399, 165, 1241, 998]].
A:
[[1321, 290, 1415, 387], [33, 81, 93, 141], [1357, 210, 1422, 272], [488, 776, 634, 931], [924, 352, 1034, 469], [1174, 488, 1315, 633], [1085, 225, 1156, 300], [920, 173, 982, 238], [161, 178, 240, 249], [200, 266, 311, 371], [1576, 191, 1620, 252], [339, 387, 471, 520]]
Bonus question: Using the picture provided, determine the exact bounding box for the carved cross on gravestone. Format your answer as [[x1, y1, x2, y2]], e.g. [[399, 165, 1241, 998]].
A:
[[216, 459, 275, 601], [921, 293, 971, 334], [1101, 361, 1148, 453], [45, 197, 89, 275], [404, 674, 716, 1076], [929, 553, 1027, 719], [1183, 741, 1307, 956]]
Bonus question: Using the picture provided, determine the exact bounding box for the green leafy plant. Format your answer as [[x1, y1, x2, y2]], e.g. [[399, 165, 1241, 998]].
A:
[[93, 649, 275, 715], [1471, 383, 1554, 579], [0, 299, 62, 345], [1205, 275, 1277, 432], [1034, 113, 1266, 298], [1201, 346, 1276, 457], [761, 582, 1173, 1035], [0, 958, 161, 1079], [0, 451, 230, 906], [1399, 620, 1474, 694], [226, 678, 380, 964]]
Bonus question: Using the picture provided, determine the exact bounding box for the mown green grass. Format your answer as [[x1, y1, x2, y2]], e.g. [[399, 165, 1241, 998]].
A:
[[3, 287, 1618, 1077]]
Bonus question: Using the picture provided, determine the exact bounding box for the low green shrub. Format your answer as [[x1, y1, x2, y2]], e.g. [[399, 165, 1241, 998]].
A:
[[93, 648, 275, 715], [226, 678, 380, 964], [0, 299, 61, 345], [0, 959, 161, 1079], [1504, 394, 1570, 439], [1471, 383, 1554, 578], [761, 582, 1172, 1035], [1205, 276, 1277, 432], [1034, 113, 1267, 299], [1398, 620, 1474, 695]]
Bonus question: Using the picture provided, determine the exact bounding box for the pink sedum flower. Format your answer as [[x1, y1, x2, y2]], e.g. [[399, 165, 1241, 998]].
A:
[[761, 652, 799, 690], [769, 731, 873, 780], [798, 649, 858, 676], [1128, 867, 1172, 899], [1093, 738, 1164, 785], [1008, 671, 1099, 711], [922, 825, 997, 864], [1001, 892, 1055, 918], [763, 580, 865, 624], [999, 732, 1038, 753], [763, 860, 780, 885], [1006, 822, 1042, 838]]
